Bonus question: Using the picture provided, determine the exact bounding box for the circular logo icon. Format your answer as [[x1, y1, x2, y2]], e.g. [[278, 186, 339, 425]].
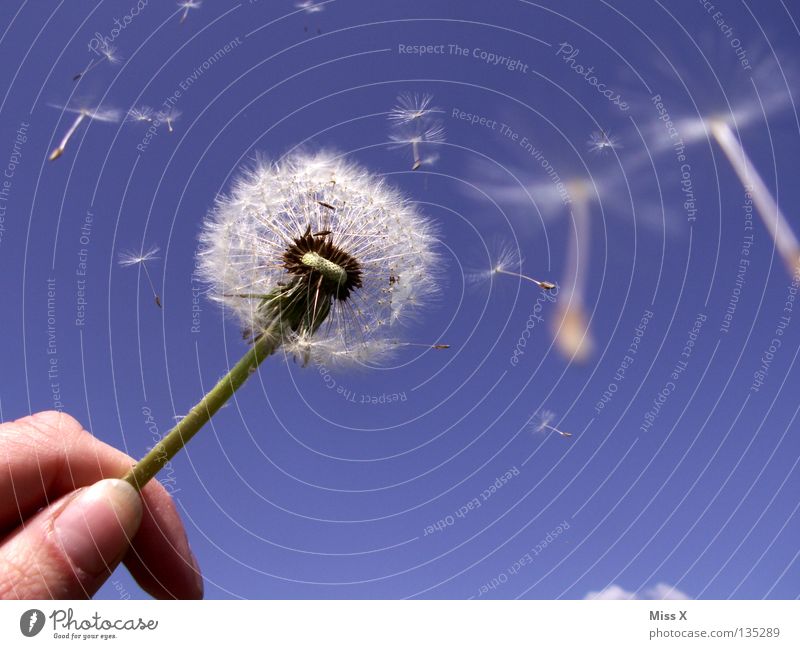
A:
[[20, 609, 45, 637]]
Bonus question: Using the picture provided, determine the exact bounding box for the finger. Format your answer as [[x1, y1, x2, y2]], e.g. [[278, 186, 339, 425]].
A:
[[123, 486, 203, 600], [0, 479, 142, 599], [1, 411, 202, 599], [1, 411, 132, 528]]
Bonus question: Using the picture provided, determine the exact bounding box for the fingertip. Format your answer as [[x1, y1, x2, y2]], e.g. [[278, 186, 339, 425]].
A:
[[54, 479, 143, 577]]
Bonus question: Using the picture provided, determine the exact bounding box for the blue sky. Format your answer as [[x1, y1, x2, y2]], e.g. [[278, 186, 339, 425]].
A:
[[0, 0, 798, 599]]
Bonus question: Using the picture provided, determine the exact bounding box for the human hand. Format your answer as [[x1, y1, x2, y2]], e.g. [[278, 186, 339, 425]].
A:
[[0, 411, 202, 599]]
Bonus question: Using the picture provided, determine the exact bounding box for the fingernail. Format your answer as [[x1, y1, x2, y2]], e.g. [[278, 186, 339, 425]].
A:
[[54, 479, 143, 577]]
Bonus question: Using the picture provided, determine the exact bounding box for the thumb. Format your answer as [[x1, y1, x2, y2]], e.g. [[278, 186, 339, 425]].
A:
[[0, 479, 143, 599]]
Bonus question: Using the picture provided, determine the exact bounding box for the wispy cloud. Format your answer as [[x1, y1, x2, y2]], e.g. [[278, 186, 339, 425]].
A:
[[585, 582, 690, 600]]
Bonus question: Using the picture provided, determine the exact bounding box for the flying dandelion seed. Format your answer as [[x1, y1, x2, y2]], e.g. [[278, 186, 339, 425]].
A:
[[708, 119, 800, 275], [471, 244, 556, 291], [122, 150, 440, 490], [48, 103, 122, 161], [390, 123, 446, 171], [118, 245, 163, 308], [587, 129, 622, 155], [126, 106, 155, 124], [388, 93, 443, 126], [73, 42, 120, 81], [157, 107, 181, 133], [553, 180, 595, 362], [178, 0, 201, 23], [530, 409, 573, 438], [296, 0, 325, 13], [643, 47, 800, 276]]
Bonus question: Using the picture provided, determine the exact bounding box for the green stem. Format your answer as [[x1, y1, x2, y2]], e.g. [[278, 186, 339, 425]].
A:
[[123, 329, 281, 491]]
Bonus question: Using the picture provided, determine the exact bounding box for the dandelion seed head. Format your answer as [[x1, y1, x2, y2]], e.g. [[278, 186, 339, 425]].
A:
[[118, 245, 161, 267], [197, 150, 439, 366], [388, 93, 442, 125]]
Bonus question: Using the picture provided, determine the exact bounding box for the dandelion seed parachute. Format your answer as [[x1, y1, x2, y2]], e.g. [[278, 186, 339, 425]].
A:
[[587, 129, 621, 155], [388, 93, 442, 126], [196, 150, 439, 366], [178, 0, 201, 23], [127, 106, 155, 124]]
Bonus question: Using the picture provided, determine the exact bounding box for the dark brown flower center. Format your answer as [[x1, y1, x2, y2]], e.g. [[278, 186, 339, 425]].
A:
[[283, 226, 363, 300]]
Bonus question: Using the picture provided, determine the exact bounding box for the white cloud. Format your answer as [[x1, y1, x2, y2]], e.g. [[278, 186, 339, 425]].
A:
[[584, 582, 690, 600]]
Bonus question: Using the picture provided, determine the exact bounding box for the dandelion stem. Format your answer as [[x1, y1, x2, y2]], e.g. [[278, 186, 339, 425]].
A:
[[122, 324, 282, 491], [710, 120, 800, 274]]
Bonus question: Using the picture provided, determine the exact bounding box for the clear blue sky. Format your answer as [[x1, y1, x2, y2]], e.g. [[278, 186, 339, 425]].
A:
[[0, 0, 798, 599]]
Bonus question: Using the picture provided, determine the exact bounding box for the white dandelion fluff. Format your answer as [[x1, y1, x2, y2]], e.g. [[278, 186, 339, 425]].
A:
[[196, 150, 439, 366], [296, 0, 325, 13], [157, 107, 181, 133], [587, 129, 621, 155], [126, 106, 155, 124], [123, 150, 440, 490], [74, 42, 120, 81], [388, 93, 443, 126], [178, 0, 201, 23], [530, 409, 573, 438], [389, 123, 446, 170], [118, 245, 162, 308], [468, 243, 555, 291]]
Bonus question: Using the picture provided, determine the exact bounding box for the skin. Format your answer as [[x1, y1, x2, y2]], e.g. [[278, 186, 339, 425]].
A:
[[0, 411, 202, 599]]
